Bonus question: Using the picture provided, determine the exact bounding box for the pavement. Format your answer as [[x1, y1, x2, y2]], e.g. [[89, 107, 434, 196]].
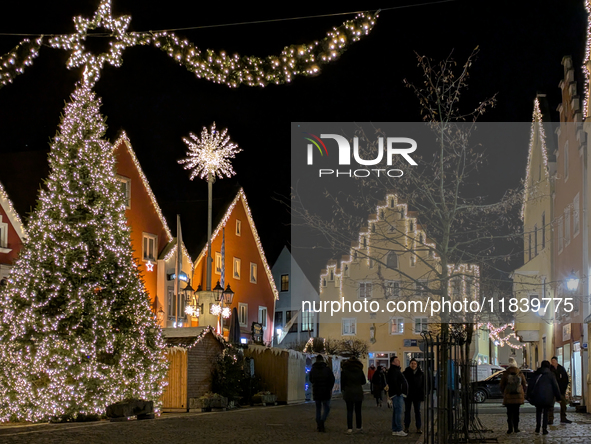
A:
[[0, 398, 418, 444], [477, 402, 591, 444], [0, 398, 590, 443]]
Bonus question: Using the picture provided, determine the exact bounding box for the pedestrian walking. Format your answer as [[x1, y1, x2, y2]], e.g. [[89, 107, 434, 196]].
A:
[[387, 356, 409, 437], [549, 356, 571, 424], [402, 358, 424, 434], [527, 360, 561, 435], [309, 354, 335, 433], [371, 365, 387, 407], [341, 356, 366, 434], [499, 357, 527, 434], [368, 364, 376, 394]]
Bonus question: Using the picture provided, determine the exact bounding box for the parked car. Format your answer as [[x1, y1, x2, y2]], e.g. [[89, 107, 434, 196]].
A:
[[476, 364, 505, 381], [473, 368, 536, 403]]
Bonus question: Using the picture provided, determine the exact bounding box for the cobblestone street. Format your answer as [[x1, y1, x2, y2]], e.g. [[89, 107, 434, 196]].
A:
[[2, 399, 591, 443], [478, 407, 591, 444], [0, 398, 418, 444]]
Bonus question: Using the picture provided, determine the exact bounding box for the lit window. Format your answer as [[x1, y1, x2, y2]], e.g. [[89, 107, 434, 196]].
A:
[[342, 318, 356, 335], [250, 263, 257, 284], [143, 233, 157, 261], [390, 318, 404, 334], [301, 311, 314, 332], [281, 274, 289, 291], [233, 257, 241, 279]]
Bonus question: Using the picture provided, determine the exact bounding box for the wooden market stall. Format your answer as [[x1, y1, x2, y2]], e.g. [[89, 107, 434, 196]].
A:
[[160, 326, 225, 412]]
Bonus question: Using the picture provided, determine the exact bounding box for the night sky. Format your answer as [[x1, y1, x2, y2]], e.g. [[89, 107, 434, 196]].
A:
[[0, 0, 587, 273]]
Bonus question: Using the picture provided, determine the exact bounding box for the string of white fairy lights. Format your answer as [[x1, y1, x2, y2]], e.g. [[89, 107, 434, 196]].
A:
[[0, 0, 378, 88]]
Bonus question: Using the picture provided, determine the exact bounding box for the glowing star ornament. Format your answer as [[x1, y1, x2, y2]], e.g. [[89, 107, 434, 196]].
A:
[[178, 123, 242, 180], [146, 260, 154, 272], [48, 0, 133, 86], [222, 307, 231, 319]]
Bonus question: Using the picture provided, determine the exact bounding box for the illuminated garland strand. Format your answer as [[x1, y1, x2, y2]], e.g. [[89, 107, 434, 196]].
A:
[[1, 0, 378, 89], [194, 189, 279, 299], [142, 11, 378, 88], [0, 37, 43, 87], [0, 181, 27, 241]]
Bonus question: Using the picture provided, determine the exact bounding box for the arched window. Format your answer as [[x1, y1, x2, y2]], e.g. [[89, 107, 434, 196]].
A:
[[387, 251, 398, 269]]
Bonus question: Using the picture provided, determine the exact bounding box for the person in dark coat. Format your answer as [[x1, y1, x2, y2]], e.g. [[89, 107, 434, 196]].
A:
[[309, 355, 335, 432], [527, 360, 561, 435], [549, 356, 571, 424], [371, 365, 387, 407], [341, 357, 366, 433], [402, 358, 424, 434], [386, 356, 409, 437], [499, 357, 527, 434], [368, 364, 376, 393]]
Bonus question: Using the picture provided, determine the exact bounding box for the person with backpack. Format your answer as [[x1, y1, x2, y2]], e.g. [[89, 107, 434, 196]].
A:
[[386, 356, 409, 437], [499, 357, 527, 434], [527, 360, 561, 435], [309, 355, 336, 432]]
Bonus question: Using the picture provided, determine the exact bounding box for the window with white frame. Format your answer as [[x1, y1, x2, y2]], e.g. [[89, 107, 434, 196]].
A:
[[233, 257, 241, 279], [574, 194, 580, 237], [390, 318, 404, 334], [558, 216, 564, 252], [250, 262, 257, 283], [143, 233, 157, 261], [565, 208, 571, 246], [258, 306, 267, 329], [359, 282, 372, 298], [410, 252, 416, 267], [416, 279, 428, 297], [301, 310, 314, 332], [328, 269, 334, 281], [236, 219, 241, 236], [239, 303, 248, 327], [215, 252, 222, 274], [342, 318, 356, 335], [117, 176, 131, 209], [385, 280, 400, 299], [414, 317, 429, 334]]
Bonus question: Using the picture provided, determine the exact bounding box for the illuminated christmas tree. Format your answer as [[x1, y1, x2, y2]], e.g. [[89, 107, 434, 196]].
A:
[[0, 83, 167, 422]]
